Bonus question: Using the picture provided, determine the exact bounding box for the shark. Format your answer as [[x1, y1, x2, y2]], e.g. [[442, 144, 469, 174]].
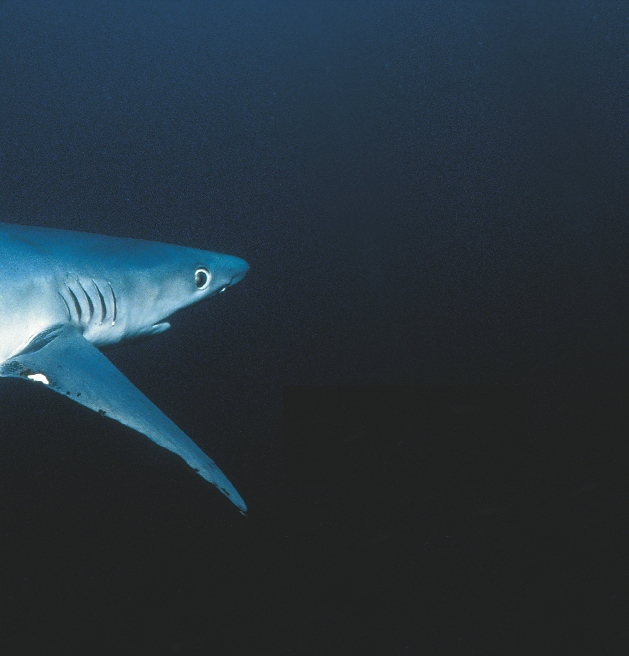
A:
[[0, 222, 249, 513]]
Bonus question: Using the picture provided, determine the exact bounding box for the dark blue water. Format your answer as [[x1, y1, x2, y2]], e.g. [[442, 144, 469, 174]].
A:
[[1, 1, 628, 653]]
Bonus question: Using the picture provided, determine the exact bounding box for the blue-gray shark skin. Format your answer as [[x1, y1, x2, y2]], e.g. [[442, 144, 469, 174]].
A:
[[0, 222, 249, 513]]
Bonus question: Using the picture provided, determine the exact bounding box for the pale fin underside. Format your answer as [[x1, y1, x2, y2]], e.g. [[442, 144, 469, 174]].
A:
[[0, 325, 246, 513]]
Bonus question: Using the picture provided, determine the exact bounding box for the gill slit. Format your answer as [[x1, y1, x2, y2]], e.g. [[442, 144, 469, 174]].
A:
[[66, 287, 82, 323], [77, 280, 94, 322], [107, 281, 117, 325], [58, 292, 72, 321], [91, 279, 107, 324]]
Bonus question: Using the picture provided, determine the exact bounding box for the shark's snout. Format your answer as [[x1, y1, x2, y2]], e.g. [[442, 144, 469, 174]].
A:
[[227, 256, 249, 286]]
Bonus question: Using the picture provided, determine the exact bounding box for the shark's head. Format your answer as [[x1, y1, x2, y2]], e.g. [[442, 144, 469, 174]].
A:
[[109, 244, 250, 342], [179, 249, 250, 300], [152, 248, 249, 316]]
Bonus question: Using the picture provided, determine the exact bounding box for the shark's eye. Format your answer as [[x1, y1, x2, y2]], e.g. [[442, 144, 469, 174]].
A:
[[195, 268, 211, 290]]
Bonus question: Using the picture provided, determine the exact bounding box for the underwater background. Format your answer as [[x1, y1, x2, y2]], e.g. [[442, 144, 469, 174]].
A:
[[1, 1, 628, 653]]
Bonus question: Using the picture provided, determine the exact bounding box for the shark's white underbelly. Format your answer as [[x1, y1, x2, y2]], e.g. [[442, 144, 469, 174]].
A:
[[0, 278, 67, 364]]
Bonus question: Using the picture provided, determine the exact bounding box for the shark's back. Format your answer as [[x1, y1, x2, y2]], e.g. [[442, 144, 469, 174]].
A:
[[0, 222, 189, 273]]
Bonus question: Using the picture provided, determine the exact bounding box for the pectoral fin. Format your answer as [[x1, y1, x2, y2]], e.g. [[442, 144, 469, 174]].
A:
[[0, 325, 246, 513]]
